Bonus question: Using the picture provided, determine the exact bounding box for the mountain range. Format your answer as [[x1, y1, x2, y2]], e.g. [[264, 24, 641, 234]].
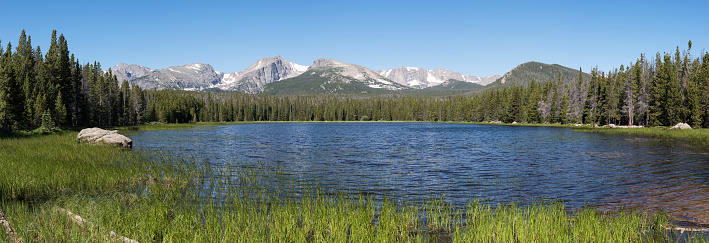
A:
[[111, 56, 585, 94], [111, 56, 501, 94]]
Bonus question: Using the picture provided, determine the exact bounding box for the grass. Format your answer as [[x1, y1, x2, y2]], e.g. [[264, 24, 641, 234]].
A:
[[2, 129, 708, 242], [114, 121, 254, 133], [471, 121, 709, 147], [574, 126, 709, 147], [467, 121, 581, 128], [0, 131, 137, 201]]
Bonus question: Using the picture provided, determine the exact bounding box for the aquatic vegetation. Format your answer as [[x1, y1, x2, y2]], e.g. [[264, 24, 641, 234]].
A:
[[575, 127, 709, 147]]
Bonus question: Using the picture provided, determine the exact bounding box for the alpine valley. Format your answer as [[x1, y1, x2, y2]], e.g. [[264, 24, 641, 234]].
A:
[[110, 56, 591, 94]]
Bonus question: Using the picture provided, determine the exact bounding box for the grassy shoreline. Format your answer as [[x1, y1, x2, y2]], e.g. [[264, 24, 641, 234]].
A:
[[573, 126, 709, 147], [465, 121, 709, 147], [2, 126, 708, 242]]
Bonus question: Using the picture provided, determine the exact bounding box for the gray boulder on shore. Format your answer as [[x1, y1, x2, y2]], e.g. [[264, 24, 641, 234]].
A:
[[77, 128, 133, 148], [669, 123, 692, 130]]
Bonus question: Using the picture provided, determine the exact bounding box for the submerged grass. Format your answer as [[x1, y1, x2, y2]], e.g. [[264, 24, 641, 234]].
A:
[[2, 131, 708, 242]]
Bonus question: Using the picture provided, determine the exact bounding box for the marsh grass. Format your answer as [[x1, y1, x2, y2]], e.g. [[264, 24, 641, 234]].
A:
[[574, 127, 709, 147], [115, 121, 254, 135], [2, 131, 708, 242], [0, 131, 135, 201]]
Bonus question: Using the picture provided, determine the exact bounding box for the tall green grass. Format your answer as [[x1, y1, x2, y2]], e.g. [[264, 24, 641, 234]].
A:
[[0, 131, 136, 201], [574, 127, 709, 147], [114, 121, 254, 134], [2, 131, 708, 242]]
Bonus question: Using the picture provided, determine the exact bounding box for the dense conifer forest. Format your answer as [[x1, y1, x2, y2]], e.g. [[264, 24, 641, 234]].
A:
[[1, 30, 708, 132]]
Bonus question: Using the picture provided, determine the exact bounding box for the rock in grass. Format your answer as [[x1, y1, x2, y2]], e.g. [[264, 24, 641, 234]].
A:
[[669, 123, 692, 130], [77, 127, 132, 148]]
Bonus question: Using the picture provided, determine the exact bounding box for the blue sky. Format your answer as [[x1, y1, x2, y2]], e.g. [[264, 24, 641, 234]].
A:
[[1, 0, 707, 76]]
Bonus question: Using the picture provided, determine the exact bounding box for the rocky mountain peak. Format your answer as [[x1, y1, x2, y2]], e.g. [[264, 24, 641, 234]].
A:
[[378, 67, 499, 88], [110, 63, 154, 82], [213, 56, 308, 93], [308, 58, 334, 69]]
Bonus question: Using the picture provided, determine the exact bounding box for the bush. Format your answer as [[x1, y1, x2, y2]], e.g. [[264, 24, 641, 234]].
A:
[[40, 109, 55, 132]]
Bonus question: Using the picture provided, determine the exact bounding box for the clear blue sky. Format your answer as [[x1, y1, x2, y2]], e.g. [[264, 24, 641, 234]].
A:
[[1, 0, 707, 76]]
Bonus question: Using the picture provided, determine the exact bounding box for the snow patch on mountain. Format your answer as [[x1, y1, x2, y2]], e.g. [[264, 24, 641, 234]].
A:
[[307, 58, 407, 91], [291, 62, 308, 72], [378, 67, 500, 88]]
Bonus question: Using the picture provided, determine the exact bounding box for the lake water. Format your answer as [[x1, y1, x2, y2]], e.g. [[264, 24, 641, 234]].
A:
[[130, 123, 709, 225]]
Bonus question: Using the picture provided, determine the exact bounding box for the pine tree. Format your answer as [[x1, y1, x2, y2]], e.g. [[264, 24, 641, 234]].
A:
[[0, 42, 24, 131], [622, 62, 637, 126], [702, 52, 709, 128], [71, 55, 83, 126], [635, 55, 650, 126], [605, 69, 622, 125], [584, 67, 600, 125], [663, 53, 683, 125], [36, 30, 60, 127], [687, 72, 701, 127], [560, 91, 570, 124], [0, 41, 8, 130], [54, 89, 67, 126], [526, 79, 540, 123], [57, 34, 72, 126], [40, 109, 54, 131], [15, 30, 34, 129]]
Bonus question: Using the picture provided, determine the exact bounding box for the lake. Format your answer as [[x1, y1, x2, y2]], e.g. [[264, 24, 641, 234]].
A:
[[130, 122, 709, 225]]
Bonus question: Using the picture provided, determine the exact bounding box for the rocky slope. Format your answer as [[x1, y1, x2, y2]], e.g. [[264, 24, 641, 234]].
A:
[[263, 58, 409, 94], [129, 63, 222, 90], [378, 67, 500, 88], [215, 56, 308, 93], [110, 63, 154, 83], [111, 56, 307, 92]]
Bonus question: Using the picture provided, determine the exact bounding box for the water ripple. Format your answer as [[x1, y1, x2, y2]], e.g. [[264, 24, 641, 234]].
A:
[[131, 123, 709, 225]]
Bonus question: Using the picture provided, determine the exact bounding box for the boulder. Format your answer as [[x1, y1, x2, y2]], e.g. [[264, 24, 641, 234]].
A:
[[669, 123, 692, 130], [77, 128, 132, 148]]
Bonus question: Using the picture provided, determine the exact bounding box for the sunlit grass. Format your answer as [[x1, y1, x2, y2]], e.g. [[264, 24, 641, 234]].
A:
[[575, 127, 709, 147], [0, 131, 136, 201], [114, 121, 255, 133]]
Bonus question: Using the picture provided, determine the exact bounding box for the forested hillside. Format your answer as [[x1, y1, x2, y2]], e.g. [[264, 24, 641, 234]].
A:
[[1, 31, 708, 132]]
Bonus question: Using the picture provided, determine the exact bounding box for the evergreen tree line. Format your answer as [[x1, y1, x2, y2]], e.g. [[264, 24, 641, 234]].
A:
[[142, 91, 477, 123], [2, 31, 708, 131], [0, 30, 147, 131], [471, 41, 709, 128]]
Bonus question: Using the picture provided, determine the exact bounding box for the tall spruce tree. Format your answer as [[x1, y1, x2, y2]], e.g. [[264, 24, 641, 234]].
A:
[[0, 41, 7, 130], [57, 34, 72, 127], [36, 30, 60, 126], [584, 67, 600, 125], [1, 42, 24, 130], [702, 52, 709, 128], [15, 30, 34, 129]]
